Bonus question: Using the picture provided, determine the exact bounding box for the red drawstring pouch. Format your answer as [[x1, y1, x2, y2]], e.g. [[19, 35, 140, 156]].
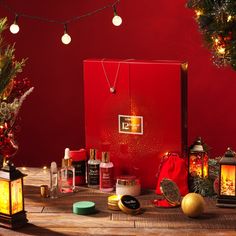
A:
[[155, 153, 189, 196]]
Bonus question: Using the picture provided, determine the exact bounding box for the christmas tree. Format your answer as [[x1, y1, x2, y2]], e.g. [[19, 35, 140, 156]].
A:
[[0, 17, 33, 166], [187, 0, 236, 70]]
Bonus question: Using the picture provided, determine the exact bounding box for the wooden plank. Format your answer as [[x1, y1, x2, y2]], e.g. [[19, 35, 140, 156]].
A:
[[1, 227, 236, 236], [25, 206, 44, 213], [135, 213, 236, 229], [27, 212, 134, 228]]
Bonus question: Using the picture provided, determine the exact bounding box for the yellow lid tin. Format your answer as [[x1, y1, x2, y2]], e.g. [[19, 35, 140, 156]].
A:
[[108, 195, 121, 211]]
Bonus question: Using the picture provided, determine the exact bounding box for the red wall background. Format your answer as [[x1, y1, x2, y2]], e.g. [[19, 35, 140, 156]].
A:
[[1, 0, 236, 167]]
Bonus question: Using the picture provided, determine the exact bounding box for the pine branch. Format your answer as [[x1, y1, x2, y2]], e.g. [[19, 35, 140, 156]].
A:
[[0, 17, 7, 34], [186, 0, 236, 70], [0, 18, 26, 96]]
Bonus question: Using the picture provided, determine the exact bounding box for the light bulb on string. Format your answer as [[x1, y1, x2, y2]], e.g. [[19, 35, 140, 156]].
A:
[[10, 14, 20, 34], [61, 24, 71, 45], [112, 5, 122, 26]]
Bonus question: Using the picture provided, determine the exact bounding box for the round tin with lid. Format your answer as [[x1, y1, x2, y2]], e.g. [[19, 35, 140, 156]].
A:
[[116, 176, 141, 196], [107, 195, 121, 211], [118, 195, 141, 214], [73, 201, 96, 215]]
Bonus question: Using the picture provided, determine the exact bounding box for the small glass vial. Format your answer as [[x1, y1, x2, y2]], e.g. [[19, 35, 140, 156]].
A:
[[88, 149, 100, 188], [50, 161, 59, 198], [59, 148, 76, 193], [100, 151, 114, 192]]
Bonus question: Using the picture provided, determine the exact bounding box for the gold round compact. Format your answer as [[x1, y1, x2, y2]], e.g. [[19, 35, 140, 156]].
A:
[[118, 195, 141, 214], [160, 178, 181, 206], [108, 195, 121, 211]]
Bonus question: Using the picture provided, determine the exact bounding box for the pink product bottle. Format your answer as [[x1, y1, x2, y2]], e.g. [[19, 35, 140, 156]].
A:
[[70, 149, 87, 186], [100, 152, 114, 192]]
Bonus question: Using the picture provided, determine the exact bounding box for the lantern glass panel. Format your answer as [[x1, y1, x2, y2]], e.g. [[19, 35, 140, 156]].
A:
[[189, 153, 203, 177], [11, 179, 23, 214], [203, 154, 208, 178], [220, 165, 235, 196], [0, 180, 10, 214]]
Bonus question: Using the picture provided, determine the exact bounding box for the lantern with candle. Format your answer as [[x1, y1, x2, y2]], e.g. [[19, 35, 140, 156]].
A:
[[216, 147, 236, 207], [0, 160, 28, 228], [189, 137, 209, 178]]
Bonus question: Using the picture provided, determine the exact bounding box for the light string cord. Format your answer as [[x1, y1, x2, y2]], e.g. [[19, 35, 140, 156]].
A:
[[0, 0, 121, 25]]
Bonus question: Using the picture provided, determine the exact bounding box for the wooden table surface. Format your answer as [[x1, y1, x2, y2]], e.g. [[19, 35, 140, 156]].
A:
[[0, 167, 236, 236]]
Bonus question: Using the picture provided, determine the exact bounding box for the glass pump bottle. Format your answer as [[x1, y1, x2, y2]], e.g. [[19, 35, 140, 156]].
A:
[[59, 148, 75, 193]]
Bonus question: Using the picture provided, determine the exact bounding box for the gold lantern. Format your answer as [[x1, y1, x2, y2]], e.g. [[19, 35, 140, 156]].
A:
[[217, 147, 236, 207], [189, 137, 208, 178], [0, 160, 28, 228]]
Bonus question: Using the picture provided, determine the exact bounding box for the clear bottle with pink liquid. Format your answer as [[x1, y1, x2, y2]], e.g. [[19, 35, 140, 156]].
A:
[[100, 152, 114, 192]]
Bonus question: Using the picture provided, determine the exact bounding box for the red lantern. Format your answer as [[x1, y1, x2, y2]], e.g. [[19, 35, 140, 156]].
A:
[[217, 147, 236, 207], [189, 137, 208, 178]]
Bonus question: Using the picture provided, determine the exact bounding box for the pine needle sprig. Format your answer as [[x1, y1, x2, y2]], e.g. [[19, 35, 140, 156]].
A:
[[187, 0, 236, 70], [0, 19, 27, 96]]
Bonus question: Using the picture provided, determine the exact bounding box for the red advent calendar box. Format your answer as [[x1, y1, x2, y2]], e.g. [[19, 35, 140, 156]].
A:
[[84, 59, 188, 189]]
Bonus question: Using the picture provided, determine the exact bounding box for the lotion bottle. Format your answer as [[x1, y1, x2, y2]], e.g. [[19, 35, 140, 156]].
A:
[[100, 151, 114, 192], [87, 149, 100, 188]]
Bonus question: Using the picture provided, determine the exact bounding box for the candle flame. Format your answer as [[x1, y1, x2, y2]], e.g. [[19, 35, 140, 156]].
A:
[[220, 165, 235, 196]]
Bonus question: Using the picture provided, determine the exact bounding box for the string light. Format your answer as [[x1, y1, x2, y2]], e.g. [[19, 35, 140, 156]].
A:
[[9, 14, 19, 34], [112, 5, 122, 26], [214, 38, 219, 44], [0, 0, 122, 44], [61, 24, 71, 45], [195, 10, 203, 18], [217, 46, 226, 55], [227, 15, 232, 22]]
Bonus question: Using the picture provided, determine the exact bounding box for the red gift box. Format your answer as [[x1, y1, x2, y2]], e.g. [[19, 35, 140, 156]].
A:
[[84, 59, 188, 189]]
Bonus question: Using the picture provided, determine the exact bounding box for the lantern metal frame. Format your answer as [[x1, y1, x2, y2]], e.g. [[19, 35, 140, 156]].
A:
[[0, 161, 28, 229], [188, 137, 209, 178], [216, 148, 236, 208]]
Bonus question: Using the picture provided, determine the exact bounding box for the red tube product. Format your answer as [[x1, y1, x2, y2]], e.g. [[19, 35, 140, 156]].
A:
[[70, 149, 87, 186]]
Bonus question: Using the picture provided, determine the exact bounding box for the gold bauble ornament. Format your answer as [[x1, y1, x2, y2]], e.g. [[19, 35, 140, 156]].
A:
[[181, 193, 205, 218]]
